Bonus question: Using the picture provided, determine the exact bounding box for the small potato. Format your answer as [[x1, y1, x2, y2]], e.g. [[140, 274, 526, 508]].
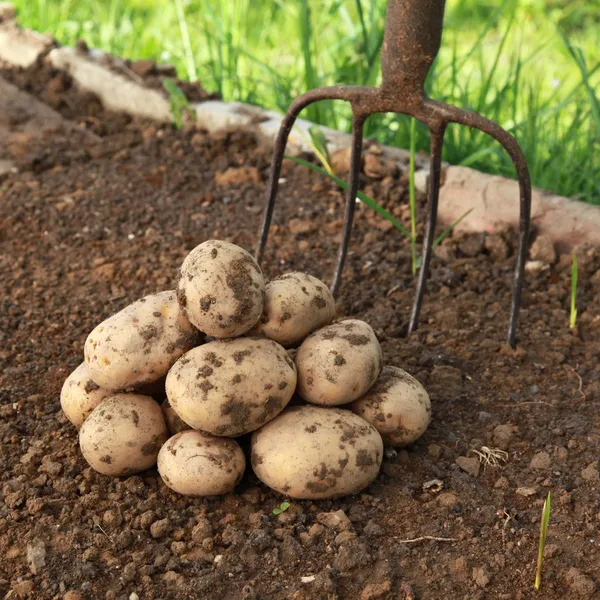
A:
[[166, 338, 296, 437], [251, 405, 383, 499], [177, 240, 264, 338], [158, 430, 246, 496], [250, 272, 335, 347], [84, 291, 200, 391], [60, 362, 113, 428], [352, 366, 431, 447], [161, 399, 190, 434], [295, 319, 382, 406], [79, 394, 168, 476]]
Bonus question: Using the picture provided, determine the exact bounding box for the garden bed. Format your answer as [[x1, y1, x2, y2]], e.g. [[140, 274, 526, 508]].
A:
[[1, 58, 599, 600]]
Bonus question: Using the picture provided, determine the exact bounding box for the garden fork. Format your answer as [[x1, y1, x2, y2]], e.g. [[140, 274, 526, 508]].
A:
[[255, 0, 531, 347]]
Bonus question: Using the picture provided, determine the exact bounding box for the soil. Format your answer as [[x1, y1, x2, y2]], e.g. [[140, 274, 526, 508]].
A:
[[1, 57, 600, 600]]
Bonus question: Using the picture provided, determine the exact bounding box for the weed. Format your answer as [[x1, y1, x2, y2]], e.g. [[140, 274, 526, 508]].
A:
[[162, 80, 194, 130], [570, 253, 578, 329], [535, 492, 551, 590], [272, 501, 290, 515]]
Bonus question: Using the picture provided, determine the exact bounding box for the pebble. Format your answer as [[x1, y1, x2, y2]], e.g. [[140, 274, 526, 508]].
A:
[[438, 492, 458, 508], [215, 166, 261, 187], [191, 517, 213, 543], [516, 486, 537, 497], [529, 451, 552, 470], [316, 510, 351, 531], [360, 580, 392, 600], [530, 235, 557, 264], [427, 444, 442, 459], [333, 542, 371, 572], [150, 518, 170, 539], [472, 566, 491, 588], [544, 544, 561, 558], [456, 456, 480, 477], [26, 539, 46, 575], [581, 462, 599, 482], [493, 424, 513, 450], [494, 476, 509, 489]]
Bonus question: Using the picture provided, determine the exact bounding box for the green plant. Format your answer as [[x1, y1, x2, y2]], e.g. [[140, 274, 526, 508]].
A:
[[535, 492, 552, 590], [162, 80, 194, 130], [570, 253, 578, 329], [272, 501, 290, 515]]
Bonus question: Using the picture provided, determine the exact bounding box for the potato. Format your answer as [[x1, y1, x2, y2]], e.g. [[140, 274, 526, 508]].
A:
[[158, 430, 246, 496], [251, 405, 383, 499], [84, 291, 200, 391], [79, 394, 168, 476], [177, 240, 264, 338], [295, 319, 382, 406], [352, 366, 431, 447], [166, 337, 296, 437], [249, 272, 335, 347], [60, 362, 113, 428], [161, 399, 190, 434]]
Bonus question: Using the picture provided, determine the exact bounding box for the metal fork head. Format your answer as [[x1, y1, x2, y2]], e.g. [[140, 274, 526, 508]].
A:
[[256, 0, 531, 347]]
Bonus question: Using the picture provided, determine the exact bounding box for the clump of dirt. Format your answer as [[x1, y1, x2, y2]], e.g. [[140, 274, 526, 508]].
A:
[[1, 56, 600, 600]]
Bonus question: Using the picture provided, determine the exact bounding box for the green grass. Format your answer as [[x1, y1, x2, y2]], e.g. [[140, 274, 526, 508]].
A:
[[535, 492, 551, 591], [12, 0, 600, 203]]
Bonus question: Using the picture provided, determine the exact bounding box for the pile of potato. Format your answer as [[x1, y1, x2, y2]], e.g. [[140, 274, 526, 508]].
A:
[[61, 240, 431, 499]]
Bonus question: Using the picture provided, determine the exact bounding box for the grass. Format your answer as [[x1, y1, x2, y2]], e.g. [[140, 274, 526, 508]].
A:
[[535, 492, 551, 591], [570, 253, 578, 329], [11, 0, 600, 203]]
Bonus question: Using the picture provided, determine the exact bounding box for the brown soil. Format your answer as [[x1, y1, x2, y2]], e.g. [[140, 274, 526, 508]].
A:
[[1, 58, 600, 600]]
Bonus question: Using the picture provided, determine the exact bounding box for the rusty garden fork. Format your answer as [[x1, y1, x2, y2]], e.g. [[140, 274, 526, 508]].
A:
[[255, 0, 531, 347]]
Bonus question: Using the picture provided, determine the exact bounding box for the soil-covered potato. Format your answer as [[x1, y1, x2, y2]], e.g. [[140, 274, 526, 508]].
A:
[[295, 319, 382, 406], [249, 272, 335, 347], [157, 430, 246, 496], [60, 362, 113, 428], [84, 291, 200, 391], [161, 398, 191, 434], [166, 337, 296, 436], [251, 405, 383, 499], [177, 240, 264, 338], [352, 366, 431, 447], [79, 394, 169, 476]]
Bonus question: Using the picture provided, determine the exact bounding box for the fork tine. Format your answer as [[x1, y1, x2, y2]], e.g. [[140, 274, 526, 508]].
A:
[[408, 123, 447, 333], [330, 113, 366, 297]]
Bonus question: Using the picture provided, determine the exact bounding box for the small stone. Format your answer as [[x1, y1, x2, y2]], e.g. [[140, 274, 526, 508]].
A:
[[530, 235, 556, 264], [363, 520, 383, 537], [287, 218, 313, 235], [215, 166, 260, 187], [529, 451, 552, 470], [334, 530, 357, 546], [102, 509, 123, 529], [171, 541, 186, 555], [554, 446, 569, 462], [26, 539, 46, 575], [581, 462, 600, 482], [317, 510, 351, 531], [565, 568, 596, 598], [438, 492, 458, 508], [360, 580, 392, 600], [494, 476, 509, 489], [484, 234, 510, 260], [459, 233, 485, 257], [451, 557, 468, 581], [333, 542, 371, 572], [456, 456, 480, 477], [544, 544, 561, 558], [472, 566, 491, 588], [64, 592, 82, 600], [331, 147, 352, 174], [299, 523, 325, 546], [493, 424, 513, 450], [363, 153, 396, 179], [162, 571, 184, 586], [516, 486, 537, 497], [12, 580, 34, 596], [427, 444, 442, 459], [150, 518, 170, 539], [191, 517, 213, 543]]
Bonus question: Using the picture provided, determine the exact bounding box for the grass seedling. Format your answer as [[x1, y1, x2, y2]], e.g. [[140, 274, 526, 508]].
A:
[[272, 501, 290, 516], [163, 80, 194, 130], [535, 492, 551, 590], [570, 253, 578, 329]]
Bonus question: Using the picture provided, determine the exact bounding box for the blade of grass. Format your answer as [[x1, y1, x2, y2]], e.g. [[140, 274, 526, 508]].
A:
[[173, 0, 197, 82], [299, 0, 319, 124], [570, 253, 578, 329], [284, 155, 412, 239], [535, 492, 551, 590]]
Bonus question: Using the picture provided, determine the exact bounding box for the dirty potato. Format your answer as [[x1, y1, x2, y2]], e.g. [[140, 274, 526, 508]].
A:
[[177, 240, 264, 338], [166, 337, 296, 436], [352, 366, 431, 447], [60, 362, 113, 428], [295, 319, 382, 406], [161, 398, 190, 434], [84, 291, 200, 391], [158, 430, 246, 496], [79, 394, 169, 476], [251, 405, 383, 499], [249, 272, 335, 347]]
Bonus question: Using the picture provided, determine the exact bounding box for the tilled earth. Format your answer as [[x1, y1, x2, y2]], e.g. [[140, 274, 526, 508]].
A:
[[1, 58, 600, 600]]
